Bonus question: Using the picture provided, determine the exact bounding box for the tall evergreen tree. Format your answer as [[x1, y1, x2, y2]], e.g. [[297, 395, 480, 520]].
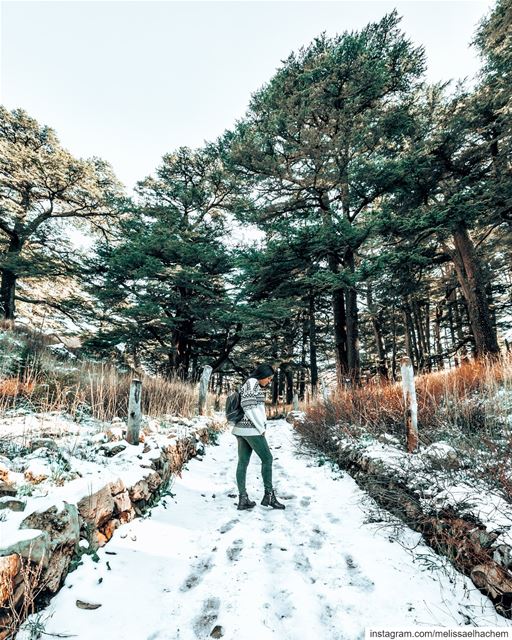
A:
[[226, 11, 425, 383], [84, 144, 241, 379], [0, 107, 121, 320]]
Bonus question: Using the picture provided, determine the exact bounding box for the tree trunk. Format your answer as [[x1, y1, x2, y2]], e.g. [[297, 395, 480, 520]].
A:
[[271, 334, 279, 405], [278, 365, 286, 402], [391, 306, 398, 382], [424, 300, 431, 365], [452, 287, 469, 364], [1, 236, 23, 320], [308, 293, 319, 397], [434, 301, 444, 370], [366, 285, 388, 380], [285, 365, 294, 405], [447, 289, 457, 362], [344, 247, 360, 384], [412, 300, 426, 372], [328, 255, 348, 384], [299, 314, 307, 400], [448, 222, 499, 357]]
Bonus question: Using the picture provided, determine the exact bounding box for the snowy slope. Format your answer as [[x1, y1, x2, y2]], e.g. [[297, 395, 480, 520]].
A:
[[17, 420, 512, 640]]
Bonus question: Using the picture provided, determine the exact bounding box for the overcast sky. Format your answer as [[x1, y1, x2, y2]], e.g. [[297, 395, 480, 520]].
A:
[[1, 0, 493, 192]]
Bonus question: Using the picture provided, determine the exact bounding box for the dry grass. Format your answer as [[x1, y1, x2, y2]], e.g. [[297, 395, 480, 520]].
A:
[[302, 352, 512, 439], [0, 362, 202, 421], [0, 324, 204, 421], [0, 545, 48, 639], [298, 352, 512, 500]]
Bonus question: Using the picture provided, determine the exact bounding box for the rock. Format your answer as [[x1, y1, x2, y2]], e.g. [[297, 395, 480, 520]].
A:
[[106, 426, 124, 442], [118, 507, 135, 524], [29, 438, 59, 452], [109, 478, 126, 496], [99, 443, 127, 457], [43, 547, 74, 592], [0, 464, 9, 483], [285, 410, 306, 424], [0, 482, 17, 497], [20, 502, 80, 553], [101, 519, 118, 542], [471, 562, 512, 599], [423, 442, 458, 463], [493, 544, 512, 570], [129, 472, 162, 502], [210, 625, 225, 638], [0, 554, 21, 606], [76, 599, 102, 610], [77, 485, 115, 528], [1, 529, 51, 566], [0, 497, 26, 512], [113, 490, 131, 514], [24, 459, 51, 484]]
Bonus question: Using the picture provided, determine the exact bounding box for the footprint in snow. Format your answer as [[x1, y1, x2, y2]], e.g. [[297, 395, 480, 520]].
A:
[[319, 601, 346, 640], [218, 519, 238, 534], [293, 549, 312, 573], [262, 521, 274, 534], [326, 512, 341, 524], [226, 538, 244, 562], [192, 596, 221, 639], [300, 496, 311, 508], [179, 555, 214, 592], [310, 526, 327, 550], [345, 554, 375, 591], [271, 588, 295, 621]]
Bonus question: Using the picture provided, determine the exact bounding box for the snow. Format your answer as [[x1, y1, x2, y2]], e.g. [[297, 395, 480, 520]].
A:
[[16, 419, 511, 639], [333, 430, 512, 548], [1, 527, 42, 549], [0, 411, 211, 551]]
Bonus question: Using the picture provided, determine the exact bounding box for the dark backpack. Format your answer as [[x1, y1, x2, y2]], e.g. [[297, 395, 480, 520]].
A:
[[225, 385, 245, 424]]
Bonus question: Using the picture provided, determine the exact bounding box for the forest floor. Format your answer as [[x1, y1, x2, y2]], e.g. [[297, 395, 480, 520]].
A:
[[16, 419, 512, 640]]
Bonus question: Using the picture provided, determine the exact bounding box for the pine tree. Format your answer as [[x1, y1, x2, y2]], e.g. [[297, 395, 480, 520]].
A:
[[0, 107, 121, 320], [227, 11, 425, 383]]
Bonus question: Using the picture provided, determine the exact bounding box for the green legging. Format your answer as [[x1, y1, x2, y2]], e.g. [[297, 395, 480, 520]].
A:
[[235, 434, 273, 494]]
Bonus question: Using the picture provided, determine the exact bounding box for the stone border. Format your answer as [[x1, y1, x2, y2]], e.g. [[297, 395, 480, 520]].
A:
[[0, 424, 214, 639], [290, 417, 512, 620]]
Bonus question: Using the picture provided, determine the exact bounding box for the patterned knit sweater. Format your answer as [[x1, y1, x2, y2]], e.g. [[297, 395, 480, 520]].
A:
[[231, 377, 267, 436]]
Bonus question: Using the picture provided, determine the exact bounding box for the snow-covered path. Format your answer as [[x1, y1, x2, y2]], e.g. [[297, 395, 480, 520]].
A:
[[19, 420, 511, 640]]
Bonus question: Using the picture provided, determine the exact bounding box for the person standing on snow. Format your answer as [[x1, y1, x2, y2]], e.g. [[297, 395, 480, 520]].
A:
[[231, 363, 285, 511]]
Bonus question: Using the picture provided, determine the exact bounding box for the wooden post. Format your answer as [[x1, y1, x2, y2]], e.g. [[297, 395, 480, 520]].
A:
[[400, 356, 418, 453], [198, 365, 213, 415], [321, 377, 330, 402], [293, 392, 299, 411], [126, 379, 142, 445]]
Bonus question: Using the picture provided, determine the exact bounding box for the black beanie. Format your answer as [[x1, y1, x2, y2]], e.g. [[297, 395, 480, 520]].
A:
[[249, 363, 275, 380]]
